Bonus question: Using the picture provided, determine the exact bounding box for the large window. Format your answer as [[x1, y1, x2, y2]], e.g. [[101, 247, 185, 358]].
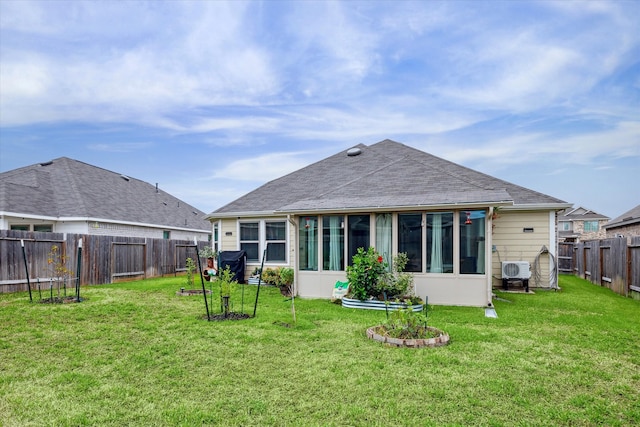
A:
[[459, 211, 486, 274], [240, 222, 260, 261], [240, 220, 287, 263], [348, 215, 370, 265], [323, 216, 344, 271], [398, 213, 423, 272], [299, 217, 318, 271], [583, 221, 599, 232], [426, 212, 453, 273]]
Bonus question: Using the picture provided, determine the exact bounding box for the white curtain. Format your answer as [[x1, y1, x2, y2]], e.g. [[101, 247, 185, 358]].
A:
[[307, 219, 317, 270], [430, 213, 443, 273], [329, 216, 341, 271], [376, 214, 392, 270]]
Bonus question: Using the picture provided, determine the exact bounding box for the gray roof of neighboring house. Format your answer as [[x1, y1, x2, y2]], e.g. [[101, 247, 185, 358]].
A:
[[0, 157, 210, 231], [210, 139, 568, 217], [604, 204, 640, 229], [558, 206, 610, 221]]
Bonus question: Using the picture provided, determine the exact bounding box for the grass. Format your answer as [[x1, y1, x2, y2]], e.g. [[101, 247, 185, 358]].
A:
[[1, 275, 639, 426]]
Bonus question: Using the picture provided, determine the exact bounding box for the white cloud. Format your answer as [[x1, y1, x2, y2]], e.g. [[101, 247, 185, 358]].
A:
[[436, 120, 640, 171], [209, 151, 312, 183], [88, 143, 153, 153]]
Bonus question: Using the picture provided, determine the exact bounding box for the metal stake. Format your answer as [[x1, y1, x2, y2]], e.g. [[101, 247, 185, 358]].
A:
[[252, 247, 267, 318], [75, 238, 82, 302], [20, 240, 33, 302]]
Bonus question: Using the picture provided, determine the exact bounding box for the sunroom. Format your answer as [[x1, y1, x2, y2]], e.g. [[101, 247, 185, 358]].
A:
[[206, 140, 569, 307]]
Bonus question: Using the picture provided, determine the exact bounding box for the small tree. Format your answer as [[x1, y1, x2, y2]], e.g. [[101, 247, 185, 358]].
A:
[[43, 245, 73, 301], [198, 246, 217, 260], [185, 257, 196, 289], [216, 266, 238, 317]]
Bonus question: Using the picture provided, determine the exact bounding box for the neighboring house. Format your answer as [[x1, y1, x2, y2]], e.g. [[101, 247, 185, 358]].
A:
[[206, 140, 570, 307], [0, 157, 211, 241], [558, 207, 610, 242], [604, 204, 640, 241]]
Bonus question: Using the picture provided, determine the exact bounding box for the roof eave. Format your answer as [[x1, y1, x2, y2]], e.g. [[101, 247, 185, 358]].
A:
[[1, 212, 211, 233], [205, 210, 281, 221], [604, 218, 640, 229], [502, 203, 572, 212], [208, 201, 515, 218]]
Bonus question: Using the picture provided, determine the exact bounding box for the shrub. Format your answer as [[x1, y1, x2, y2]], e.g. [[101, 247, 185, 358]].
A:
[[380, 305, 436, 339], [346, 248, 417, 301], [346, 247, 388, 300], [261, 268, 279, 285], [278, 267, 294, 286]]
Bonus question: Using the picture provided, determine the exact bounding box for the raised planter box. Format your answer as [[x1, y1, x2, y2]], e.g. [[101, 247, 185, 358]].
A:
[[342, 297, 423, 312]]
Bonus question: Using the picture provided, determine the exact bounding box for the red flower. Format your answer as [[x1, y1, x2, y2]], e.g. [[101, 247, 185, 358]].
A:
[[377, 256, 383, 263]]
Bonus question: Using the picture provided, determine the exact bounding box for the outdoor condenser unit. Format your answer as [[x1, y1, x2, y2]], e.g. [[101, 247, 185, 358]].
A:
[[501, 261, 531, 280]]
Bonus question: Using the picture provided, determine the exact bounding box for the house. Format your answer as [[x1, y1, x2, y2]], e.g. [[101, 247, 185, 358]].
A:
[[0, 157, 211, 241], [604, 204, 640, 241], [206, 140, 570, 306], [558, 207, 610, 242]]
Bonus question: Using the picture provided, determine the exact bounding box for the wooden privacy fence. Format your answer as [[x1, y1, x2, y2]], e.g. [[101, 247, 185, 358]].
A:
[[0, 230, 210, 293], [561, 236, 640, 297]]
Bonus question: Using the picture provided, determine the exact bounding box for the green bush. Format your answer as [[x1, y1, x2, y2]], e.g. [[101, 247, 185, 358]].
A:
[[261, 268, 279, 285], [346, 247, 388, 300], [346, 248, 416, 301], [380, 305, 435, 339]]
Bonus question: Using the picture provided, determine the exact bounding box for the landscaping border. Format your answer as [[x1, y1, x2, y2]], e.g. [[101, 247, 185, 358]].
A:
[[342, 297, 423, 311], [366, 326, 449, 348]]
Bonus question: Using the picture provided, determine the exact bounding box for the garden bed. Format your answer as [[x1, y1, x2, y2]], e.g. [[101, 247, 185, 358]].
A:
[[366, 326, 449, 348], [342, 297, 423, 311], [176, 289, 212, 296]]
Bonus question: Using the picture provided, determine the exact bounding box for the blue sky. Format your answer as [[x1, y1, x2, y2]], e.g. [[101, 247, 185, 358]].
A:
[[1, 0, 638, 218]]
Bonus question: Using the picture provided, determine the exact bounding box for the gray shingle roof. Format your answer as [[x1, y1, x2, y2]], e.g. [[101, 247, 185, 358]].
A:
[[605, 204, 640, 229], [0, 157, 210, 231], [558, 207, 610, 221], [210, 139, 568, 216]]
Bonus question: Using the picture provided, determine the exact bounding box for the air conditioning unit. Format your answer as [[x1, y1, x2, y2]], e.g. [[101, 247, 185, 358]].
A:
[[502, 261, 531, 280]]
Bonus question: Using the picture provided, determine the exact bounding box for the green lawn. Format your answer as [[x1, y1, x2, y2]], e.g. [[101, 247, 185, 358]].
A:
[[1, 275, 638, 426]]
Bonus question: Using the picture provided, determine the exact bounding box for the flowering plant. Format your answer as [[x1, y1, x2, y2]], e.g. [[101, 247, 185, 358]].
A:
[[346, 247, 388, 300], [346, 247, 417, 301]]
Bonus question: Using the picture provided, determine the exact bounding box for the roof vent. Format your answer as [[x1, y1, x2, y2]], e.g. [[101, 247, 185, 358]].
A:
[[120, 174, 130, 181], [347, 147, 362, 157], [39, 161, 53, 167]]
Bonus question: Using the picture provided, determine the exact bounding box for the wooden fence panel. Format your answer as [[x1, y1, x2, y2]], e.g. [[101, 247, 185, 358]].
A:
[[574, 242, 584, 277], [1, 230, 212, 293], [563, 237, 637, 298], [558, 242, 574, 273], [599, 238, 627, 295], [112, 242, 146, 280], [630, 236, 640, 295]]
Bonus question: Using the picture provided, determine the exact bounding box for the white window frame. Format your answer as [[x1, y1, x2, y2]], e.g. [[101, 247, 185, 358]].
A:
[[238, 219, 289, 264]]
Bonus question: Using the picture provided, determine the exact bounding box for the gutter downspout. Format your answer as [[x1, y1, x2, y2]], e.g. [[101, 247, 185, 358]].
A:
[[487, 207, 494, 307]]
